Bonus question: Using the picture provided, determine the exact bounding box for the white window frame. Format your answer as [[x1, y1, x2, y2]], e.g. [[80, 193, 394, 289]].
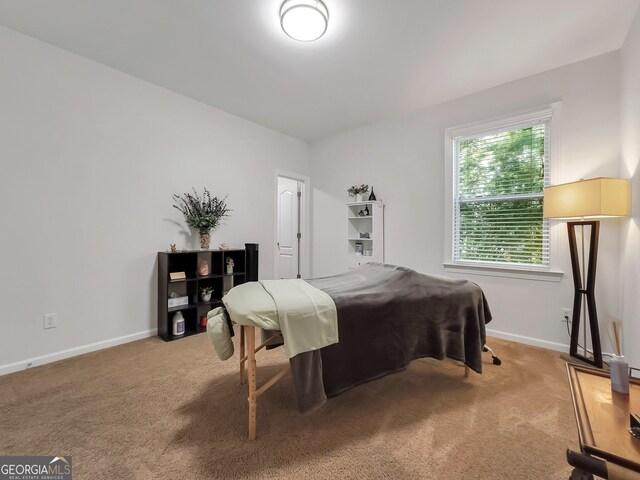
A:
[[443, 104, 564, 282]]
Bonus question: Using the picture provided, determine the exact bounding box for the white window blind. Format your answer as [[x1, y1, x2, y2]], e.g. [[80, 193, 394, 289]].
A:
[[453, 118, 550, 268]]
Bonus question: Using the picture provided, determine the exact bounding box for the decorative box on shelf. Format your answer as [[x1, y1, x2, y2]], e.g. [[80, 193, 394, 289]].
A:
[[167, 296, 189, 308]]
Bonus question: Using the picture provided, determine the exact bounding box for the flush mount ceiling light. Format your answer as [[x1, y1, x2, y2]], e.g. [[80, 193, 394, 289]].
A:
[[280, 0, 329, 42]]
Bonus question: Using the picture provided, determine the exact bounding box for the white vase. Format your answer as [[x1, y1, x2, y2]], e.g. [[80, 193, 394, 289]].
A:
[[611, 354, 630, 394]]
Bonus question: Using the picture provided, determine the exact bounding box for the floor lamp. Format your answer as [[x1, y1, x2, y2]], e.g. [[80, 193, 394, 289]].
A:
[[544, 178, 629, 369]]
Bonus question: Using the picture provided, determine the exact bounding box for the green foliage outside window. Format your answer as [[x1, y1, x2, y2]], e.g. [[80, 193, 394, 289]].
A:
[[456, 124, 547, 266]]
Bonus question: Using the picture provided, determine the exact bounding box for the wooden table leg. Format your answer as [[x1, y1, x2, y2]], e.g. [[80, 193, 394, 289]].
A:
[[239, 325, 246, 385], [246, 326, 257, 440]]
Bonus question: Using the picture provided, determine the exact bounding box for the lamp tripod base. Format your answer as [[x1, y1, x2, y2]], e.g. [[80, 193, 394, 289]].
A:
[[560, 352, 596, 367], [567, 221, 602, 369]]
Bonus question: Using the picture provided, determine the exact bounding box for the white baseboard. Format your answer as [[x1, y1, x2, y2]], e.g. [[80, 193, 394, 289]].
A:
[[487, 328, 619, 364], [486, 328, 570, 353], [0, 327, 606, 377], [0, 329, 157, 377]]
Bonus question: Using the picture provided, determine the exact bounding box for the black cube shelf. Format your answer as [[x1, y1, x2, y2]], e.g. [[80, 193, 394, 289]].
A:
[[157, 243, 258, 341]]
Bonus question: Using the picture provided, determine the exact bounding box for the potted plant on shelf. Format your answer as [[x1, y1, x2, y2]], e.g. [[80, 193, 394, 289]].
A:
[[173, 188, 230, 250], [347, 184, 369, 203], [200, 286, 214, 302]]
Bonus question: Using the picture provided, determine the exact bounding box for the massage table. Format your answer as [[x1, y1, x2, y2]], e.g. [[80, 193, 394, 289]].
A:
[[207, 263, 494, 440]]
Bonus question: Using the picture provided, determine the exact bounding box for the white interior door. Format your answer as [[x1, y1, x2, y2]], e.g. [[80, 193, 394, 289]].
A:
[[276, 177, 300, 279]]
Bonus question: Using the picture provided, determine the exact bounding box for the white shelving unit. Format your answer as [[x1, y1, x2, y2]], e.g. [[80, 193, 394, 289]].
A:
[[346, 200, 384, 269]]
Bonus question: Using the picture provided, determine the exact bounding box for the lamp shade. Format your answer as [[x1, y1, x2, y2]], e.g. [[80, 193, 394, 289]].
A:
[[543, 177, 629, 219]]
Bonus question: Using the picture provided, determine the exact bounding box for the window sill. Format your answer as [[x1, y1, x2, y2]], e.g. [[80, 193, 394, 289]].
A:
[[443, 262, 564, 282]]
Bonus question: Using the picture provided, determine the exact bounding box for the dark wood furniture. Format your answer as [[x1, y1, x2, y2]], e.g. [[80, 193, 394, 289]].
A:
[[157, 243, 258, 341], [567, 221, 603, 368], [566, 363, 640, 479]]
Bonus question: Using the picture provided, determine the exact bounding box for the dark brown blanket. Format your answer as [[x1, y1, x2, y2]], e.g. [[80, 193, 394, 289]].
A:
[[290, 263, 492, 413]]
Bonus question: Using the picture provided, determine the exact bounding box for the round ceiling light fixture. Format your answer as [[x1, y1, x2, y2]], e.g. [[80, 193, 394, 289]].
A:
[[280, 0, 329, 42]]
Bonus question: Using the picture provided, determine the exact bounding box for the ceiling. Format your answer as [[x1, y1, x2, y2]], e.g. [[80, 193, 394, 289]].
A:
[[1, 0, 639, 142]]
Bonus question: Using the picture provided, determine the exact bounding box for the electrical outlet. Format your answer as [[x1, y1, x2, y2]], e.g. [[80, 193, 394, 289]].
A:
[[43, 313, 57, 329], [561, 308, 572, 322]]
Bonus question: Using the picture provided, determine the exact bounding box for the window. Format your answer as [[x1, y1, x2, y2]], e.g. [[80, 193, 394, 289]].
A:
[[450, 112, 551, 269]]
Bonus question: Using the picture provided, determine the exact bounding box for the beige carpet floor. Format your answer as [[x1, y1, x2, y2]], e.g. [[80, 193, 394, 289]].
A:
[[0, 333, 577, 479]]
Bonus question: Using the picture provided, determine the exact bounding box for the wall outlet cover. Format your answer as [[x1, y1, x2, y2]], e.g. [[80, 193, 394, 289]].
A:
[[44, 313, 57, 329]]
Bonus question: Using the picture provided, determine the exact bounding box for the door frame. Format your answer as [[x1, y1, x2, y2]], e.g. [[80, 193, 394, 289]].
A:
[[274, 170, 310, 279]]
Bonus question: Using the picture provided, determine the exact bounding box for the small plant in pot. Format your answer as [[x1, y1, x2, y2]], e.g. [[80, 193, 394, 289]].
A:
[[173, 188, 230, 250], [347, 184, 369, 202], [200, 286, 214, 302]]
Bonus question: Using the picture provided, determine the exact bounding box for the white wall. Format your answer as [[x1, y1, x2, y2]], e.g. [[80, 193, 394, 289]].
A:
[[620, 10, 640, 369], [0, 26, 311, 373], [311, 52, 623, 353]]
